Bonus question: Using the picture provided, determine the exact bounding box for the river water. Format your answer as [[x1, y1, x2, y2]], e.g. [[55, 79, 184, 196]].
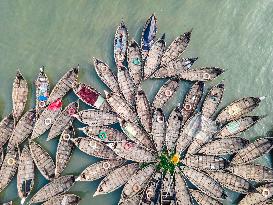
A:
[[0, 0, 272, 204]]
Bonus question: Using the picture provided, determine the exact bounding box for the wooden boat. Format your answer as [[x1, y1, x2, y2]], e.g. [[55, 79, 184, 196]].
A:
[[176, 67, 224, 81], [182, 155, 228, 170], [94, 163, 139, 196], [215, 96, 264, 125], [140, 172, 162, 205], [239, 183, 273, 205], [93, 58, 120, 93], [176, 113, 202, 154], [121, 164, 155, 200], [76, 159, 124, 182], [143, 34, 165, 79], [127, 39, 143, 86], [160, 172, 176, 205], [215, 116, 262, 138], [161, 30, 192, 66], [174, 169, 192, 205], [47, 66, 79, 104], [0, 114, 14, 151], [198, 137, 249, 156], [141, 14, 157, 60], [42, 194, 80, 205], [73, 82, 110, 110], [152, 79, 180, 109], [120, 120, 155, 149], [135, 88, 152, 133], [0, 148, 19, 192], [74, 109, 118, 126], [117, 66, 136, 106], [165, 106, 182, 152], [181, 81, 204, 124], [17, 145, 34, 204], [105, 91, 138, 122], [227, 164, 273, 182], [201, 82, 225, 119], [151, 108, 166, 153], [35, 66, 50, 118], [47, 100, 79, 141], [29, 140, 55, 180], [31, 99, 62, 139], [7, 109, 36, 150], [71, 137, 118, 159], [107, 141, 156, 163], [231, 137, 273, 165], [186, 116, 218, 155], [29, 175, 75, 204], [55, 124, 75, 178], [119, 191, 143, 205], [190, 189, 222, 205], [182, 167, 226, 200], [12, 70, 28, 123], [151, 57, 198, 79], [79, 126, 127, 142], [114, 21, 128, 67], [207, 171, 253, 194]]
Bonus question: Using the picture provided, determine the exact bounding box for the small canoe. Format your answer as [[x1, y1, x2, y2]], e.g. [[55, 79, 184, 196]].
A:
[[114, 21, 128, 67], [161, 30, 192, 66], [201, 82, 225, 119], [215, 116, 262, 138], [160, 172, 176, 205], [121, 164, 155, 200], [143, 34, 165, 80], [175, 169, 192, 205], [151, 108, 166, 153], [42, 194, 80, 205], [127, 39, 143, 86], [165, 106, 182, 152], [141, 14, 157, 60], [215, 96, 264, 125], [31, 99, 62, 139], [79, 126, 127, 142], [198, 137, 249, 156], [55, 124, 75, 178], [182, 167, 226, 200], [120, 120, 154, 149], [74, 109, 118, 126], [94, 163, 139, 196], [231, 137, 273, 165], [29, 140, 55, 180], [35, 66, 50, 118], [117, 66, 136, 106], [152, 79, 180, 109], [107, 141, 156, 163], [12, 70, 28, 123], [7, 109, 36, 150], [76, 159, 124, 182], [181, 81, 204, 124], [47, 100, 79, 141], [177, 67, 224, 81], [29, 175, 75, 204], [140, 172, 162, 205], [47, 67, 79, 104], [93, 58, 120, 93], [17, 145, 34, 204], [151, 57, 198, 79], [0, 114, 14, 151], [0, 148, 19, 192], [135, 88, 152, 133], [105, 91, 138, 122], [71, 137, 118, 159], [73, 82, 110, 110]]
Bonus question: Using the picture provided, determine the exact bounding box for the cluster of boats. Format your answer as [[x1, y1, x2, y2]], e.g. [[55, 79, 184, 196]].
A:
[[0, 14, 272, 205]]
